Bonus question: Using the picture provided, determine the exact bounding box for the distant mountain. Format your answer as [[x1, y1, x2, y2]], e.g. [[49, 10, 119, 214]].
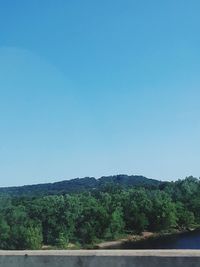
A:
[[0, 175, 163, 197]]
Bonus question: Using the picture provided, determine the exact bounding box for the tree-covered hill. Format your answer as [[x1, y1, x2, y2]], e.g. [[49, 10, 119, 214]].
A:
[[0, 175, 162, 197], [0, 176, 199, 250]]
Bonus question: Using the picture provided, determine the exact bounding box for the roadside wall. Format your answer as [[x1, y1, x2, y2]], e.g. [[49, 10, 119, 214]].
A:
[[0, 250, 200, 267]]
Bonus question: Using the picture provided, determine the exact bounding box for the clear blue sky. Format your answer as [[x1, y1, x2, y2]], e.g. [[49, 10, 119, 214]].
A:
[[0, 0, 200, 186]]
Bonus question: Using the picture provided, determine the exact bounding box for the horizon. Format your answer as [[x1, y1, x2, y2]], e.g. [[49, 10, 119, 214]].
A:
[[1, 1, 200, 187]]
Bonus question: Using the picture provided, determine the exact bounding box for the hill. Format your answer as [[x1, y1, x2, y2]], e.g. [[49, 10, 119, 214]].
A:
[[0, 174, 163, 197]]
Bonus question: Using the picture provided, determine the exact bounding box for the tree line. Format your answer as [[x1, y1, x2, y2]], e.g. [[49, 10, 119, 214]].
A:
[[0, 176, 199, 249]]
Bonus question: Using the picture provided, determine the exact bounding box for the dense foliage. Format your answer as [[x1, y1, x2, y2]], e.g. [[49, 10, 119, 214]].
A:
[[0, 176, 199, 249], [0, 175, 161, 197]]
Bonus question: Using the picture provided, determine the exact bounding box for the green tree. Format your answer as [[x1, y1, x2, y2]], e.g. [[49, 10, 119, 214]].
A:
[[0, 216, 10, 249], [149, 191, 177, 231], [25, 225, 43, 249], [176, 202, 195, 228], [105, 207, 125, 239], [56, 232, 69, 249]]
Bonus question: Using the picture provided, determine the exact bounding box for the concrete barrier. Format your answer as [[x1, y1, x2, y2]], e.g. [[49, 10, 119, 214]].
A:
[[0, 250, 200, 267]]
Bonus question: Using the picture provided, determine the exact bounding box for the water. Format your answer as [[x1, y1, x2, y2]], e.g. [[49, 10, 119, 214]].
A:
[[120, 230, 200, 249]]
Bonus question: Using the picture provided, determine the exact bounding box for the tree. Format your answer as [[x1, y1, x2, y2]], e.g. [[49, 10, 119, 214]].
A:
[[0, 216, 10, 249], [25, 225, 43, 249], [176, 202, 195, 228], [148, 191, 177, 231], [105, 207, 125, 239], [56, 232, 69, 249]]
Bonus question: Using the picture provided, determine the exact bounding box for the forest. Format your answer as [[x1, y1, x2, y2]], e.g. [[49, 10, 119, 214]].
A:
[[0, 175, 161, 197], [0, 176, 199, 249]]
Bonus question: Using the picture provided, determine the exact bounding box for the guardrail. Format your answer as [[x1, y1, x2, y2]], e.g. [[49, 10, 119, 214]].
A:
[[0, 250, 200, 267]]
